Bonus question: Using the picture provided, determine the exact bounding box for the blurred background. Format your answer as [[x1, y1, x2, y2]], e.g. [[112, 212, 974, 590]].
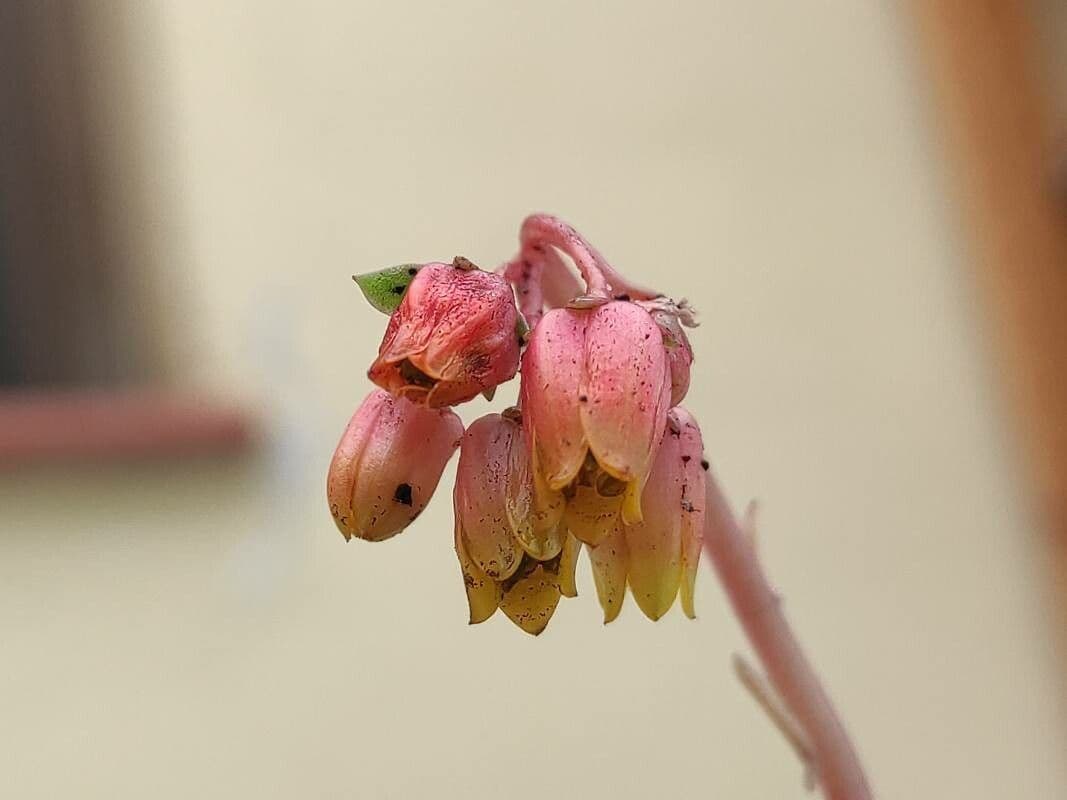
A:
[[2, 1, 1066, 797]]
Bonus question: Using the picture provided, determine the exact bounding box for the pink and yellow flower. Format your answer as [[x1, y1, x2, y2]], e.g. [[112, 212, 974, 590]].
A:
[[587, 407, 707, 622], [327, 389, 462, 542], [453, 412, 579, 635], [330, 214, 707, 632], [520, 300, 673, 536]]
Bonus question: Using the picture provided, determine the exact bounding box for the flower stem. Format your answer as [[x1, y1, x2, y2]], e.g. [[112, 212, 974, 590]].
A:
[[518, 214, 661, 302], [702, 469, 872, 800]]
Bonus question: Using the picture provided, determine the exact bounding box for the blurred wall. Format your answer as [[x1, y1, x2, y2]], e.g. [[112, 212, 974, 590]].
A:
[[3, 2, 1066, 798]]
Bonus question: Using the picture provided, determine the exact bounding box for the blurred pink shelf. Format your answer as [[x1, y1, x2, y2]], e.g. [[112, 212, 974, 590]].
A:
[[0, 389, 253, 465]]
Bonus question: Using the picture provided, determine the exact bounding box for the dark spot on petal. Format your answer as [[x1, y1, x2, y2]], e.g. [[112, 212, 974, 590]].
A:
[[681, 455, 692, 463], [393, 483, 413, 506], [578, 394, 588, 403], [700, 459, 709, 471]]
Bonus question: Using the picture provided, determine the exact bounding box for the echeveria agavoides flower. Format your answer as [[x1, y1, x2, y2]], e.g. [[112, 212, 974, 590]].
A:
[[331, 214, 706, 632], [453, 412, 578, 634], [368, 260, 521, 407], [521, 300, 673, 533], [588, 407, 706, 622], [327, 389, 463, 542]]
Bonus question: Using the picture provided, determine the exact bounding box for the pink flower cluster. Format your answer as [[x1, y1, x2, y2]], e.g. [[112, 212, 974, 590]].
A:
[[328, 215, 703, 634]]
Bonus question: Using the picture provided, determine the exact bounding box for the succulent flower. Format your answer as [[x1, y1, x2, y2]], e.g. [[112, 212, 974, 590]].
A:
[[587, 407, 706, 622], [327, 216, 873, 800], [520, 300, 673, 535], [327, 389, 463, 542], [453, 412, 579, 634], [368, 259, 521, 407], [331, 215, 704, 632]]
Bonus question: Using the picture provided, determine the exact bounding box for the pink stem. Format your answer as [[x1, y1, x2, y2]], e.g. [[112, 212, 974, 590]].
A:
[[519, 214, 610, 298], [517, 214, 660, 302], [702, 468, 872, 800], [501, 255, 546, 328]]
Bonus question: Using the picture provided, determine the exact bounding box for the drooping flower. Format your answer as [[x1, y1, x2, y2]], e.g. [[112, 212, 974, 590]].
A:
[[648, 305, 694, 406], [588, 407, 707, 621], [368, 259, 521, 407], [453, 411, 579, 635], [334, 214, 709, 633], [327, 389, 463, 542], [520, 300, 673, 536]]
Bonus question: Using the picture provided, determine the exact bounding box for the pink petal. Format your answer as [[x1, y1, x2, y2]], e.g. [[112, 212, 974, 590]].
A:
[[371, 264, 521, 407], [520, 308, 589, 490], [327, 390, 462, 542], [671, 407, 706, 619], [455, 414, 523, 580], [652, 309, 693, 406], [580, 301, 672, 518], [505, 422, 565, 561]]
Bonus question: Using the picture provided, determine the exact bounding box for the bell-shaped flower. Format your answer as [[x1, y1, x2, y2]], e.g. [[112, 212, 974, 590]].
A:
[[521, 300, 672, 532], [648, 306, 694, 406], [368, 260, 521, 407], [453, 412, 579, 635], [588, 407, 707, 622], [327, 389, 463, 542]]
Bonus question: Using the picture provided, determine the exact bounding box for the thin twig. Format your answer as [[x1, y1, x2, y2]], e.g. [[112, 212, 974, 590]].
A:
[[733, 653, 818, 791], [702, 473, 872, 800]]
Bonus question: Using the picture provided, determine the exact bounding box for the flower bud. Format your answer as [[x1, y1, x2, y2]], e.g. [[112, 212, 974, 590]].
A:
[[327, 389, 462, 542], [369, 262, 521, 407]]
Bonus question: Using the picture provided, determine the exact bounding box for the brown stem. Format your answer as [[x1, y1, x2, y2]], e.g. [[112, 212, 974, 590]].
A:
[[702, 469, 872, 800]]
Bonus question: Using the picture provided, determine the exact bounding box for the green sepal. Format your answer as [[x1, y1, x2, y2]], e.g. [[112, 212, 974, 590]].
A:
[[352, 264, 423, 314]]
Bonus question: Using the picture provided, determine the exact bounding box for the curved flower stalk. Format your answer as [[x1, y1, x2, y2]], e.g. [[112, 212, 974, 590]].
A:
[[329, 213, 870, 798]]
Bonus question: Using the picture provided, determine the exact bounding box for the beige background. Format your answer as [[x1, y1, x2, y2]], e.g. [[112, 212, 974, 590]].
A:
[[3, 2, 1066, 797]]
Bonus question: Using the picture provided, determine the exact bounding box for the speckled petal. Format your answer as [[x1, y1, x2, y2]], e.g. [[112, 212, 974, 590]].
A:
[[521, 308, 589, 490], [499, 559, 562, 636], [580, 301, 671, 522], [454, 505, 501, 624], [327, 389, 462, 542], [455, 415, 523, 580], [370, 263, 521, 407], [650, 309, 693, 406], [555, 533, 581, 598], [506, 423, 565, 560], [588, 523, 629, 623], [623, 426, 684, 620], [672, 408, 707, 619], [327, 390, 387, 540], [563, 484, 623, 546]]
